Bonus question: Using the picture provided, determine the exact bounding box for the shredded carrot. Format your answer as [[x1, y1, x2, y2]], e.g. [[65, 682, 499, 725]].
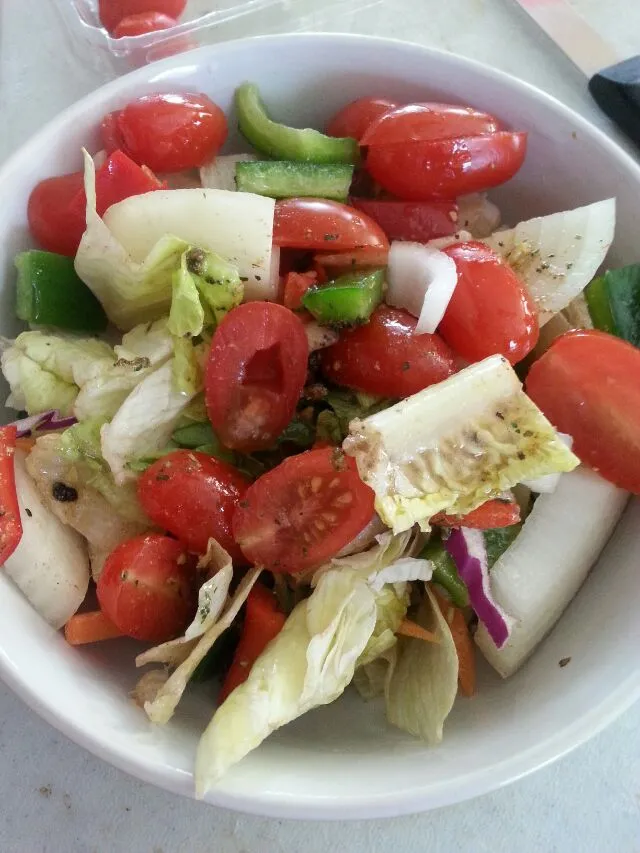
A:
[[15, 436, 36, 453], [434, 591, 476, 697], [64, 611, 123, 646], [397, 618, 440, 644]]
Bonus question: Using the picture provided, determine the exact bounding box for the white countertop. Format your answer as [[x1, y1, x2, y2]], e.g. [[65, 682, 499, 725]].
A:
[[1, 1, 639, 850]]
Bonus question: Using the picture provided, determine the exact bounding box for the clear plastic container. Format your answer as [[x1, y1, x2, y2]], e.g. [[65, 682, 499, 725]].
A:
[[53, 0, 382, 76]]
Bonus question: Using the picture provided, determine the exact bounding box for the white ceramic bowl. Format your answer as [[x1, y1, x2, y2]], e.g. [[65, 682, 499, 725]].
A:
[[0, 33, 639, 820]]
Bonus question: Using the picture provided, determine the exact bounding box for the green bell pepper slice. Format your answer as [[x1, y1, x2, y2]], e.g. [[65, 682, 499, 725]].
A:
[[15, 250, 108, 333], [483, 523, 522, 569], [235, 83, 360, 165], [585, 264, 640, 347], [235, 161, 354, 201], [420, 535, 469, 608], [302, 268, 384, 327]]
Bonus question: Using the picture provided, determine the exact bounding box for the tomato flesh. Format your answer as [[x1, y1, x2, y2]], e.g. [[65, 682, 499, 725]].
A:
[[326, 97, 398, 141], [116, 93, 228, 172], [232, 448, 375, 572], [273, 198, 388, 252], [439, 241, 539, 364], [350, 198, 458, 242], [360, 103, 500, 146], [137, 450, 249, 561], [97, 533, 196, 642], [365, 132, 527, 200], [113, 11, 178, 37], [320, 305, 459, 397], [314, 248, 389, 272], [205, 302, 309, 452], [526, 330, 640, 494], [98, 0, 186, 33]]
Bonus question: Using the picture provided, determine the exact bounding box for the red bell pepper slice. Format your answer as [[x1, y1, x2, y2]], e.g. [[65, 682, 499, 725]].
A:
[[219, 583, 286, 703], [433, 498, 521, 530], [0, 426, 22, 564]]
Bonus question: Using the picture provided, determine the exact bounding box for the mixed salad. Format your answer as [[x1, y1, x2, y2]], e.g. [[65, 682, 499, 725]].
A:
[[1, 84, 638, 796]]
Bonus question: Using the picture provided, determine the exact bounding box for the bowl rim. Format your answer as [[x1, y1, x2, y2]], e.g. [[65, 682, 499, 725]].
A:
[[1, 31, 639, 820]]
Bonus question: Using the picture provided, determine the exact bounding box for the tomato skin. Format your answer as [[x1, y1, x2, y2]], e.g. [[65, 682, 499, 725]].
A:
[[137, 450, 249, 561], [273, 198, 389, 252], [101, 111, 125, 153], [350, 198, 458, 243], [205, 302, 309, 452], [27, 172, 86, 257], [97, 534, 196, 643], [94, 149, 165, 216], [361, 103, 500, 146], [116, 93, 227, 172], [0, 427, 21, 565], [113, 11, 178, 37], [365, 132, 527, 200], [232, 447, 376, 573], [525, 330, 640, 494], [98, 0, 186, 33], [438, 241, 538, 364], [326, 97, 398, 141], [320, 305, 460, 397]]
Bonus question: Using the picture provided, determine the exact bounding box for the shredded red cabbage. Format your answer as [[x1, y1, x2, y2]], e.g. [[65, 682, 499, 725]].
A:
[[445, 527, 513, 648], [11, 410, 77, 439]]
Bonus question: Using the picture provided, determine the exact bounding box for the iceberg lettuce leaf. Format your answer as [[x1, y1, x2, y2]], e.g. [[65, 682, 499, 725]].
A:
[[194, 568, 377, 795]]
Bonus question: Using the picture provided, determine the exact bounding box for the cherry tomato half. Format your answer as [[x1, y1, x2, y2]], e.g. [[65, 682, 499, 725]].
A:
[[98, 0, 186, 33], [326, 97, 399, 141], [27, 172, 85, 257], [137, 450, 249, 561], [116, 93, 227, 172], [97, 533, 196, 643], [360, 103, 500, 146], [113, 11, 178, 37], [205, 302, 309, 452], [366, 132, 527, 200], [320, 305, 460, 398], [350, 198, 458, 243], [438, 241, 539, 364], [273, 198, 389, 252], [526, 330, 640, 494], [27, 151, 164, 256], [101, 111, 125, 153], [232, 447, 375, 572]]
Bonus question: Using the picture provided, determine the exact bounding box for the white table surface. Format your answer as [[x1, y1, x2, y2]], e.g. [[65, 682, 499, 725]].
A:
[[1, 1, 639, 850]]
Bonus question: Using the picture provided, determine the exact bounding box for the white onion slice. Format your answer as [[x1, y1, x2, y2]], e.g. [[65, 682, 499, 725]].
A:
[[484, 199, 615, 325], [386, 242, 458, 334], [456, 193, 501, 238], [199, 153, 256, 192], [475, 467, 627, 677]]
